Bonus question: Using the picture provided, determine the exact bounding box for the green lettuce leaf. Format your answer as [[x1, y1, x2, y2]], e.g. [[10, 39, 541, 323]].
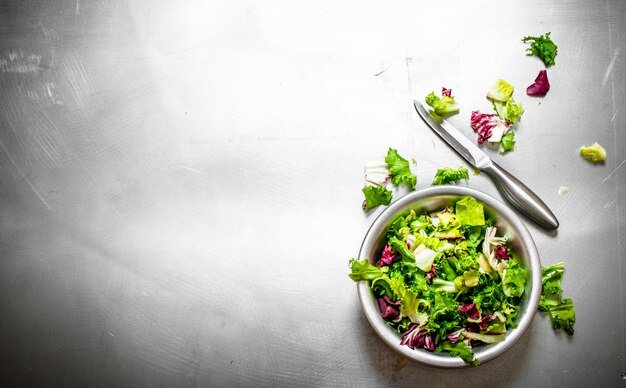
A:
[[440, 341, 478, 366], [348, 258, 386, 281], [499, 132, 516, 154], [539, 262, 576, 335], [522, 32, 558, 67], [425, 92, 460, 116], [385, 148, 417, 189], [389, 236, 416, 267], [502, 259, 528, 298], [548, 298, 576, 335], [486, 79, 514, 102], [504, 98, 524, 123], [432, 167, 470, 186], [362, 185, 392, 210], [455, 196, 485, 226]]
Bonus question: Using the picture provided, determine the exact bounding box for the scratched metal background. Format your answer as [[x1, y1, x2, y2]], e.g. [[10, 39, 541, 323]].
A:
[[0, 0, 624, 386]]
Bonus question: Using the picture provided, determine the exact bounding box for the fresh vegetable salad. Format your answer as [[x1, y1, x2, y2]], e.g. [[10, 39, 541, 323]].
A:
[[348, 196, 529, 366]]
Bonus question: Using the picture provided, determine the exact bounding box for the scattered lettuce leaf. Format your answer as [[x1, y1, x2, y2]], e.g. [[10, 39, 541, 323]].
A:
[[470, 110, 510, 144], [432, 167, 470, 185], [425, 89, 460, 117], [580, 142, 606, 163], [558, 186, 570, 196], [455, 196, 485, 226], [539, 262, 575, 335], [522, 32, 558, 67], [492, 99, 524, 124], [548, 298, 576, 335], [362, 185, 392, 210], [385, 148, 417, 189], [486, 79, 514, 102], [504, 98, 524, 123], [364, 158, 390, 186], [499, 131, 516, 154], [527, 70, 551, 96], [492, 100, 506, 119]]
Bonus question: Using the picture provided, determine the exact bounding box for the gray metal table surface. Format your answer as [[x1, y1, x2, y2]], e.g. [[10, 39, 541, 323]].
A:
[[1, 1, 625, 386]]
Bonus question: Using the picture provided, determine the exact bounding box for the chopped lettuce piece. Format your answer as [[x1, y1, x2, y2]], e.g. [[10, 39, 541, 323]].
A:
[[348, 258, 386, 281], [432, 166, 470, 186], [486, 79, 514, 102], [504, 98, 524, 123], [385, 148, 417, 189], [580, 142, 606, 163], [548, 298, 576, 335], [455, 196, 485, 226], [522, 32, 558, 67], [364, 158, 390, 186], [413, 244, 437, 272], [425, 89, 460, 117], [440, 341, 478, 366], [470, 110, 510, 144], [362, 185, 392, 210], [539, 262, 576, 335], [558, 186, 570, 196], [499, 131, 516, 154], [461, 331, 506, 344], [492, 98, 524, 124], [527, 70, 551, 96], [502, 259, 528, 298]]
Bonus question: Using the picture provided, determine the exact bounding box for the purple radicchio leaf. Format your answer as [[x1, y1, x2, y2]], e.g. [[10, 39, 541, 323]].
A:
[[400, 324, 435, 351], [377, 244, 396, 267], [447, 330, 463, 344], [495, 245, 509, 261], [479, 314, 495, 330], [441, 87, 452, 97], [376, 295, 401, 320], [526, 70, 550, 96], [458, 303, 480, 320]]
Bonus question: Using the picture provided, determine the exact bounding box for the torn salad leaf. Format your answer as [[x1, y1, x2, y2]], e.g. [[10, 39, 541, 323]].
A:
[[425, 88, 460, 117], [486, 79, 514, 102], [385, 148, 417, 189], [499, 132, 516, 154], [455, 196, 485, 226], [522, 32, 558, 67], [539, 262, 576, 335], [470, 111, 511, 144], [527, 70, 550, 96], [362, 185, 392, 210], [580, 142, 606, 163], [432, 167, 470, 186], [348, 197, 527, 366]]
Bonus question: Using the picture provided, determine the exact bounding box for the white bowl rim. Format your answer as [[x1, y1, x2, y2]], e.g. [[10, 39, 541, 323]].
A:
[[356, 186, 542, 368]]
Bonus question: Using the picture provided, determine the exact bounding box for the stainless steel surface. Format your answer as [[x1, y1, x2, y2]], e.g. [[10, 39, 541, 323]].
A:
[[0, 0, 625, 386], [357, 186, 541, 368], [413, 100, 559, 229]]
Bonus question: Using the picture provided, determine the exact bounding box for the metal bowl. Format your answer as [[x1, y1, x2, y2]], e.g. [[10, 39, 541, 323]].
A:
[[357, 186, 541, 368]]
